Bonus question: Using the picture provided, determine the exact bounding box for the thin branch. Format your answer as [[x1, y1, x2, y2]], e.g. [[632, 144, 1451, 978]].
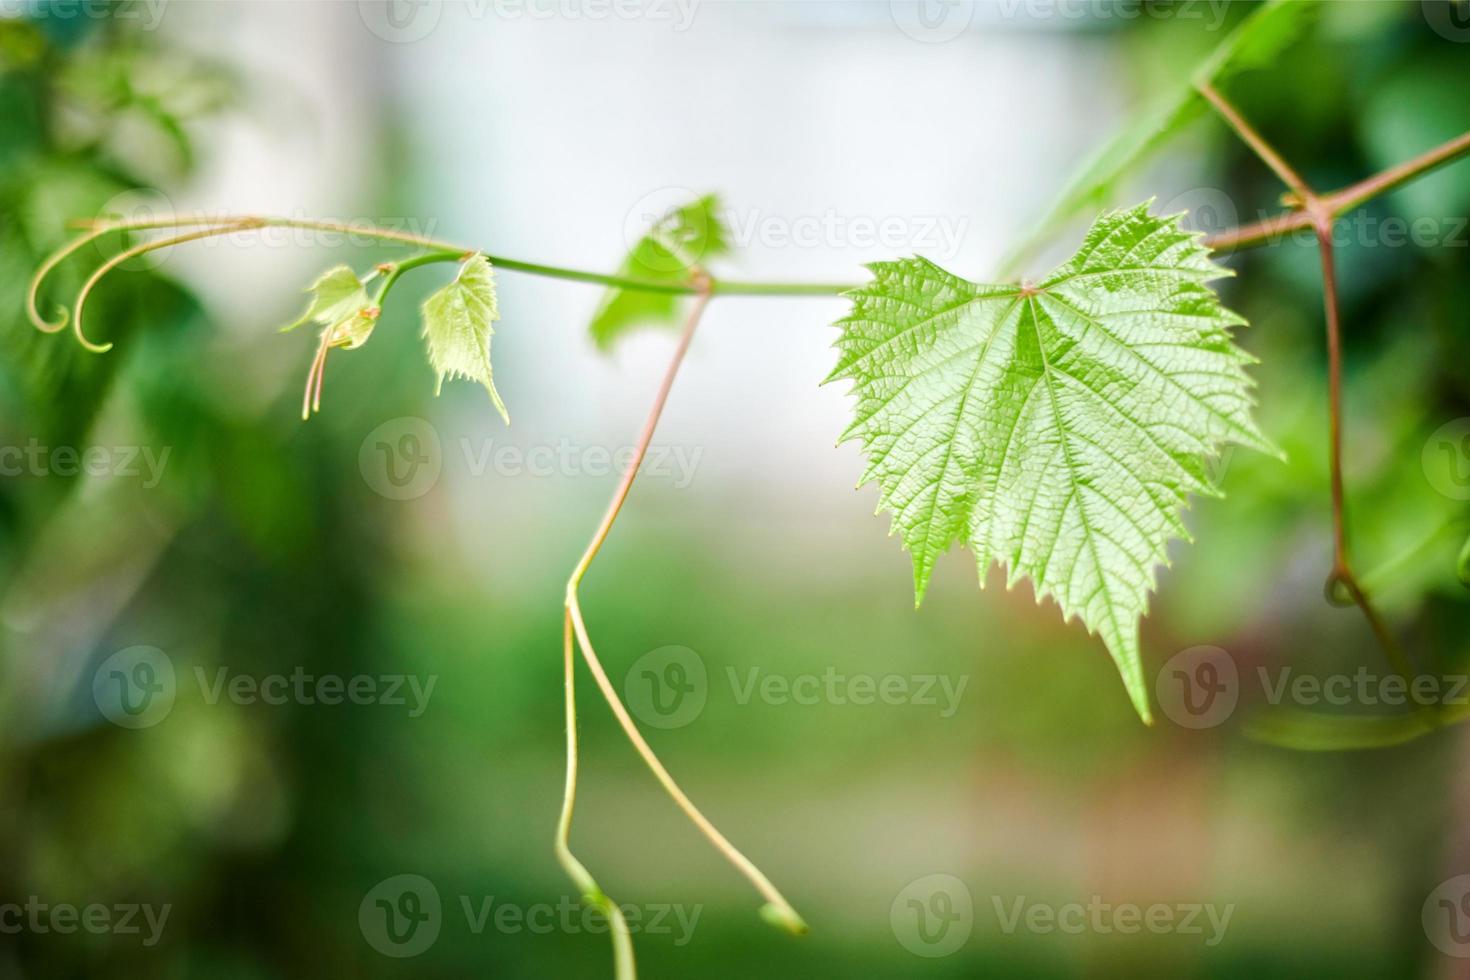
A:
[[1202, 81, 1428, 700], [555, 609, 636, 980], [30, 123, 1470, 332], [1207, 128, 1470, 251], [27, 214, 250, 332], [69, 219, 264, 351], [560, 281, 807, 944], [1197, 81, 1315, 206], [1315, 223, 1347, 570], [37, 214, 855, 307], [1327, 129, 1470, 215]]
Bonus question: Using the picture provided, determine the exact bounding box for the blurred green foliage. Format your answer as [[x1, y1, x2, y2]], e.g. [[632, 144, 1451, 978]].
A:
[[1, 2, 1468, 978]]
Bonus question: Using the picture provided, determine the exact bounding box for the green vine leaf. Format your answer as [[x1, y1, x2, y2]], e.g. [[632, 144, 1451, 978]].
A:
[[287, 264, 381, 419], [829, 203, 1279, 722], [590, 193, 728, 351], [284, 264, 375, 341], [421, 254, 509, 424]]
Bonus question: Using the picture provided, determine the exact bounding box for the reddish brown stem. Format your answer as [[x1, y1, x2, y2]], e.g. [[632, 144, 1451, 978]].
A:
[[1198, 82, 1315, 205], [1315, 221, 1348, 574], [1201, 82, 1423, 690], [559, 278, 806, 940], [1207, 129, 1470, 252]]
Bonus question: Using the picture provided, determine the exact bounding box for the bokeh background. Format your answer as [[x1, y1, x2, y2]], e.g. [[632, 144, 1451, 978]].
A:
[[2, 0, 1470, 976]]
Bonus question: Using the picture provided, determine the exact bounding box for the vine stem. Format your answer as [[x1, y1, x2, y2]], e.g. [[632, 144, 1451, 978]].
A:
[[556, 609, 637, 979], [1206, 129, 1470, 251], [30, 133, 1470, 349], [559, 280, 807, 947], [1197, 82, 1314, 206], [1198, 81, 1426, 701], [33, 214, 853, 320]]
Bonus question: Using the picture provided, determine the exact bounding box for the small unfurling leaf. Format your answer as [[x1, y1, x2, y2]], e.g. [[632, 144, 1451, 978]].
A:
[[285, 265, 370, 335], [421, 254, 508, 424], [288, 265, 381, 419]]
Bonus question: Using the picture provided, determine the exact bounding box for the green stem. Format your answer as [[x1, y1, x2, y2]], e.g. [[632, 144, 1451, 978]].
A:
[[36, 215, 855, 310], [371, 249, 467, 306], [556, 611, 637, 980], [561, 285, 807, 938], [487, 255, 851, 297]]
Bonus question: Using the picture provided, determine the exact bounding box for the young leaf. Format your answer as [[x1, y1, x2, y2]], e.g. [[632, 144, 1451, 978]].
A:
[[829, 204, 1278, 723], [421, 254, 509, 424], [284, 264, 372, 335], [287, 265, 381, 419], [1000, 0, 1320, 274], [589, 194, 727, 351]]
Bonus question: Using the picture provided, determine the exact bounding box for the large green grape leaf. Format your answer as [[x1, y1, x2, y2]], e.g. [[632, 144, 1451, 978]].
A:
[[1001, 0, 1320, 275], [589, 194, 728, 350], [829, 204, 1278, 722]]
